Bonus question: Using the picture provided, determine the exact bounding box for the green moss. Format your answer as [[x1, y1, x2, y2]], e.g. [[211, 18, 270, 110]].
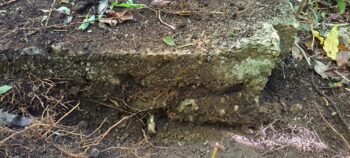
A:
[[234, 57, 274, 80]]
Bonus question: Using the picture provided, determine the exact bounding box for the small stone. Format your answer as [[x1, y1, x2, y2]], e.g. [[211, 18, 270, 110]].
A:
[[76, 120, 88, 130], [51, 42, 68, 54], [203, 140, 208, 146], [199, 147, 206, 153], [147, 114, 156, 134], [0, 40, 11, 51], [73, 1, 93, 13], [219, 109, 225, 116], [88, 148, 100, 158], [220, 145, 226, 152], [257, 106, 268, 113], [234, 105, 239, 112], [162, 138, 169, 145], [290, 103, 303, 113], [21, 46, 43, 56]]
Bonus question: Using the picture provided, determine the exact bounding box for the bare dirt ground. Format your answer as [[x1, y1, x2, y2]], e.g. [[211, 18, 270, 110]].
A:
[[1, 0, 350, 158]]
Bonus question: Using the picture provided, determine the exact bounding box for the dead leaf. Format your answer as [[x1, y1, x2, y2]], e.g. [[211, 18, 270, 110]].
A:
[[106, 10, 134, 22], [291, 45, 303, 60], [151, 0, 171, 7], [336, 51, 350, 66], [323, 25, 339, 60], [100, 10, 134, 25], [174, 10, 192, 16], [338, 44, 347, 51], [99, 18, 119, 26], [314, 60, 329, 78], [339, 27, 349, 48], [324, 68, 350, 80]]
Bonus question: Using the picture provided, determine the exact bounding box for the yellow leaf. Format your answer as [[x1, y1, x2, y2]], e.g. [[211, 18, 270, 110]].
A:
[[312, 30, 324, 44], [323, 26, 339, 60]]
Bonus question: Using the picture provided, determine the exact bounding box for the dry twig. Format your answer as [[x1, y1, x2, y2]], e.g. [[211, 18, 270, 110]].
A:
[[311, 74, 350, 130], [0, 0, 17, 7], [295, 0, 307, 18], [42, 102, 80, 138], [0, 124, 54, 145], [294, 41, 311, 66], [83, 114, 136, 148], [314, 102, 350, 151], [45, 0, 57, 26], [54, 145, 86, 158], [157, 10, 176, 30]]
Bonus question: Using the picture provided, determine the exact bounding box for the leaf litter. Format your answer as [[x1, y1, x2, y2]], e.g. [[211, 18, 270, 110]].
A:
[[303, 25, 350, 83]]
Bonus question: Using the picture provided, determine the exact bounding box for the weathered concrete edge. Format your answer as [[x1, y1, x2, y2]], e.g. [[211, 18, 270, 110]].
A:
[[0, 16, 298, 125]]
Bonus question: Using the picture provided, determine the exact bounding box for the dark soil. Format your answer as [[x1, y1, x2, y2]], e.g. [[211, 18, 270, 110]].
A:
[[1, 0, 350, 158], [0, 0, 286, 54]]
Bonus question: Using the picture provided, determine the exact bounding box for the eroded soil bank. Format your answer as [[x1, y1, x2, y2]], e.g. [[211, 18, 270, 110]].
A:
[[1, 0, 350, 157], [1, 56, 350, 157]]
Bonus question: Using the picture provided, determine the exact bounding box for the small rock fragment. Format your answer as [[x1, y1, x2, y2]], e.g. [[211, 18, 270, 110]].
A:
[[73, 1, 94, 13], [219, 109, 225, 116], [203, 140, 209, 146], [162, 138, 169, 145], [234, 105, 239, 112], [290, 103, 303, 113], [147, 114, 156, 134], [76, 120, 88, 130], [51, 42, 68, 54], [257, 106, 268, 113], [0, 40, 11, 51], [151, 0, 171, 7], [21, 46, 43, 56], [291, 45, 303, 60], [0, 111, 32, 127], [88, 148, 100, 158]]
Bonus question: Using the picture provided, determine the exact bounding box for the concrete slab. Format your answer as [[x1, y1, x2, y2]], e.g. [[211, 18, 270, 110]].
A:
[[0, 0, 298, 124]]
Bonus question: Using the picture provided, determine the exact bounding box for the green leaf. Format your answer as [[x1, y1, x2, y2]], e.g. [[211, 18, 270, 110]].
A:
[[337, 0, 346, 14], [0, 85, 12, 95], [56, 6, 71, 15], [78, 15, 96, 30], [64, 16, 73, 24], [111, 0, 146, 9], [163, 36, 175, 46]]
